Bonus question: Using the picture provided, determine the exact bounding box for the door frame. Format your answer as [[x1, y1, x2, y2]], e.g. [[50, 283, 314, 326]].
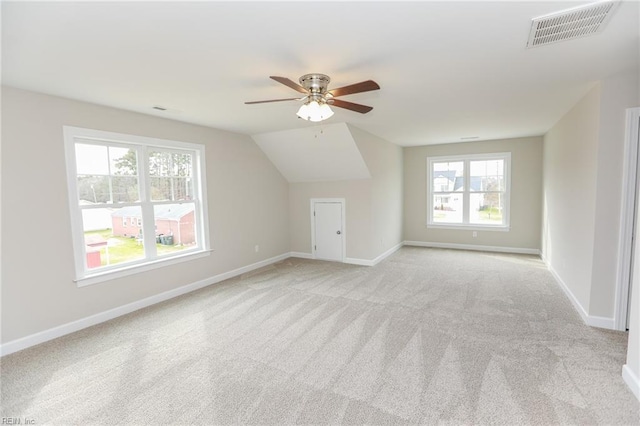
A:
[[310, 198, 346, 262], [615, 107, 640, 330]]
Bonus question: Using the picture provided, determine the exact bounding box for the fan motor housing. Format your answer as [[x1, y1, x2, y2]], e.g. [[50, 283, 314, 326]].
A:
[[299, 73, 330, 94]]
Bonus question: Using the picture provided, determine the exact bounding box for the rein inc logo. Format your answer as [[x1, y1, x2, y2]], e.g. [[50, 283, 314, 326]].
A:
[[1, 419, 35, 425]]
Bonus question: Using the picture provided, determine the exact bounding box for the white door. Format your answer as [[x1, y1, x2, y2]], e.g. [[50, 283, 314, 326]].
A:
[[628, 112, 640, 329], [619, 108, 640, 330], [314, 202, 344, 261]]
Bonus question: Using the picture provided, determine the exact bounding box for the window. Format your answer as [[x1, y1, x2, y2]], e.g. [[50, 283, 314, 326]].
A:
[[64, 126, 210, 286], [427, 153, 510, 230]]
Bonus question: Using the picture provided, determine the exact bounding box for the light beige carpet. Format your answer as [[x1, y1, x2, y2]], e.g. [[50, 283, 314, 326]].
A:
[[2, 247, 639, 425]]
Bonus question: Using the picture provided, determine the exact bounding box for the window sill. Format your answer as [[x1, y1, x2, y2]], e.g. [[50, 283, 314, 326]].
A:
[[75, 249, 212, 287], [427, 223, 510, 232]]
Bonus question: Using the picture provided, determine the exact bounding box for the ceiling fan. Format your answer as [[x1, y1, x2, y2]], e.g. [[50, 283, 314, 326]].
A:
[[245, 74, 380, 122]]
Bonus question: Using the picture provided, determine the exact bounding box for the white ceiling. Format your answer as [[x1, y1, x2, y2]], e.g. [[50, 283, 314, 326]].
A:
[[253, 123, 371, 182], [2, 1, 638, 147]]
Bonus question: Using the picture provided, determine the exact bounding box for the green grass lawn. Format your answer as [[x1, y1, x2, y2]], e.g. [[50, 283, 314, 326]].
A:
[[477, 207, 502, 222], [433, 207, 502, 225], [85, 229, 187, 267]]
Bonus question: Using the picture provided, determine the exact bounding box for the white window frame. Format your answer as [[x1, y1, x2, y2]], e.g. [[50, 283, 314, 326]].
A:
[[64, 126, 211, 286], [427, 152, 511, 231]]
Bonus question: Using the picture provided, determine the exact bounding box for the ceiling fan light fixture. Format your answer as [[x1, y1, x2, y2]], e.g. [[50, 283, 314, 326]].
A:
[[319, 103, 334, 119], [296, 103, 310, 119], [247, 74, 379, 119], [296, 100, 334, 122]]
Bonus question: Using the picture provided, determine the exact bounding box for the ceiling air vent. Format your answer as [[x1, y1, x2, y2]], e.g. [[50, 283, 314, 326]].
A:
[[527, 1, 619, 48]]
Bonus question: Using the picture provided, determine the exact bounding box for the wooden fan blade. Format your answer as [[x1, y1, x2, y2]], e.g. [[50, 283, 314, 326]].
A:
[[329, 99, 373, 114], [329, 80, 380, 97], [270, 76, 308, 94], [245, 98, 300, 105]]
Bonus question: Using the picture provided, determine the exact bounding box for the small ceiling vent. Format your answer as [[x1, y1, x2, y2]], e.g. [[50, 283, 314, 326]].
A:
[[527, 1, 619, 48]]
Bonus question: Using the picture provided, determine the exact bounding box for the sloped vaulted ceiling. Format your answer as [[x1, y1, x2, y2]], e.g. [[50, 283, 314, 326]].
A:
[[252, 122, 371, 183], [3, 2, 638, 146]]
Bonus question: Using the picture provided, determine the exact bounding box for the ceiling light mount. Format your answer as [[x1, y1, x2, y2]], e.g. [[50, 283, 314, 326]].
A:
[[299, 73, 331, 94]]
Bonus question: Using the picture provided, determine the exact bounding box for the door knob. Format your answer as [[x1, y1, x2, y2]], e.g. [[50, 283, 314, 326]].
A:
[[337, 231, 341, 235]]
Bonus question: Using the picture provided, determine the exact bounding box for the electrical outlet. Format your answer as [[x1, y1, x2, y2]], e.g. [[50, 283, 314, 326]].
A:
[[254, 245, 259, 252], [472, 231, 477, 238]]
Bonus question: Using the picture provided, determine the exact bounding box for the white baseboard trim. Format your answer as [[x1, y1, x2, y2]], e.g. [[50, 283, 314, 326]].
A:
[[0, 252, 291, 357], [371, 242, 404, 266], [290, 251, 313, 259], [585, 315, 616, 329], [403, 240, 540, 255], [315, 242, 405, 267], [291, 252, 372, 266], [544, 260, 589, 323], [216, 253, 291, 281], [623, 364, 640, 401], [345, 257, 374, 266], [543, 257, 615, 330]]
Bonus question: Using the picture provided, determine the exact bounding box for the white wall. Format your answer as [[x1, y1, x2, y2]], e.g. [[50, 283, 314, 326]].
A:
[[629, 1, 640, 391], [625, 203, 640, 400], [542, 85, 600, 312], [289, 180, 373, 259], [1, 86, 290, 344], [542, 70, 640, 324], [404, 137, 543, 251], [350, 125, 404, 257], [590, 71, 640, 317], [288, 125, 403, 262], [622, 2, 640, 400]]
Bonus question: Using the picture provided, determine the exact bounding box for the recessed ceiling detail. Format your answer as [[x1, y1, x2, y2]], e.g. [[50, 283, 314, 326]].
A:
[[527, 1, 619, 48], [252, 123, 371, 183]]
